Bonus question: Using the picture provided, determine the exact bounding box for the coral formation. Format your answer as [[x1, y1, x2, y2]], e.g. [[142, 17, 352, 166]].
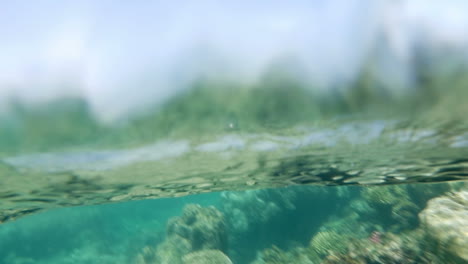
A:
[[309, 231, 349, 257], [252, 230, 351, 264], [131, 183, 462, 264], [220, 186, 345, 263], [419, 190, 468, 261], [252, 245, 318, 264], [359, 184, 450, 232], [253, 230, 454, 264], [321, 232, 425, 264], [134, 204, 230, 264], [251, 183, 459, 264], [361, 186, 420, 231], [166, 204, 227, 252], [182, 250, 232, 264]]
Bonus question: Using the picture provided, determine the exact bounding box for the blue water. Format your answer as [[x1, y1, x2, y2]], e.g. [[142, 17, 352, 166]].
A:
[[0, 192, 220, 263], [1, 183, 465, 264]]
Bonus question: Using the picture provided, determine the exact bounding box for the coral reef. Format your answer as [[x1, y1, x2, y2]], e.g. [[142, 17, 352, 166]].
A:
[[361, 186, 420, 231], [251, 184, 458, 264], [166, 204, 227, 252], [134, 204, 230, 264], [221, 188, 296, 232], [419, 190, 468, 262], [321, 232, 426, 264], [130, 183, 461, 264], [253, 230, 453, 264], [309, 231, 349, 257], [252, 230, 352, 264], [220, 186, 346, 263], [251, 245, 318, 264], [359, 184, 450, 232], [182, 250, 232, 264]]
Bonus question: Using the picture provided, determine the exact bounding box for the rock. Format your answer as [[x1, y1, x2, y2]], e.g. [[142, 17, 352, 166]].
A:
[[419, 191, 468, 261], [309, 231, 348, 257], [251, 245, 317, 264], [321, 232, 426, 264], [182, 250, 233, 264], [134, 204, 228, 264], [221, 186, 338, 263], [154, 236, 192, 264], [167, 204, 227, 252], [361, 186, 420, 231]]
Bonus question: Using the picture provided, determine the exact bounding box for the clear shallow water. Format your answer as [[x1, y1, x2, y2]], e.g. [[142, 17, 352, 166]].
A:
[[0, 183, 466, 264]]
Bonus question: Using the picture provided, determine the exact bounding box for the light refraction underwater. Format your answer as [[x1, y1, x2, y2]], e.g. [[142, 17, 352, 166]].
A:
[[0, 0, 468, 263]]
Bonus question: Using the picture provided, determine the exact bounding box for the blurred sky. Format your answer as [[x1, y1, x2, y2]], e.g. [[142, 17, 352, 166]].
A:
[[1, 0, 468, 121]]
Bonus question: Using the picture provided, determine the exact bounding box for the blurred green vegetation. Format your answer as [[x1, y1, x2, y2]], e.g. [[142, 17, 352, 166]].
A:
[[1, 59, 467, 156], [0, 98, 104, 155]]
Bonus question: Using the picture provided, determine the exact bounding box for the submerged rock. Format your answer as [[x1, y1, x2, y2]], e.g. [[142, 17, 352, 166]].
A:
[[248, 184, 458, 264], [322, 232, 425, 264], [252, 245, 318, 264], [253, 230, 450, 264], [309, 231, 349, 257], [182, 250, 232, 264], [221, 186, 342, 263], [135, 204, 228, 264], [419, 190, 468, 261], [167, 204, 228, 252], [359, 184, 451, 232]]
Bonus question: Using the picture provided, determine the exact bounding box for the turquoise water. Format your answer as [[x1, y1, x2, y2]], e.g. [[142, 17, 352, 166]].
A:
[[0, 183, 466, 263]]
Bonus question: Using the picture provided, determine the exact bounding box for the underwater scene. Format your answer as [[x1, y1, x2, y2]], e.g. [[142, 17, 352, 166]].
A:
[[1, 0, 468, 263], [1, 183, 467, 263]]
